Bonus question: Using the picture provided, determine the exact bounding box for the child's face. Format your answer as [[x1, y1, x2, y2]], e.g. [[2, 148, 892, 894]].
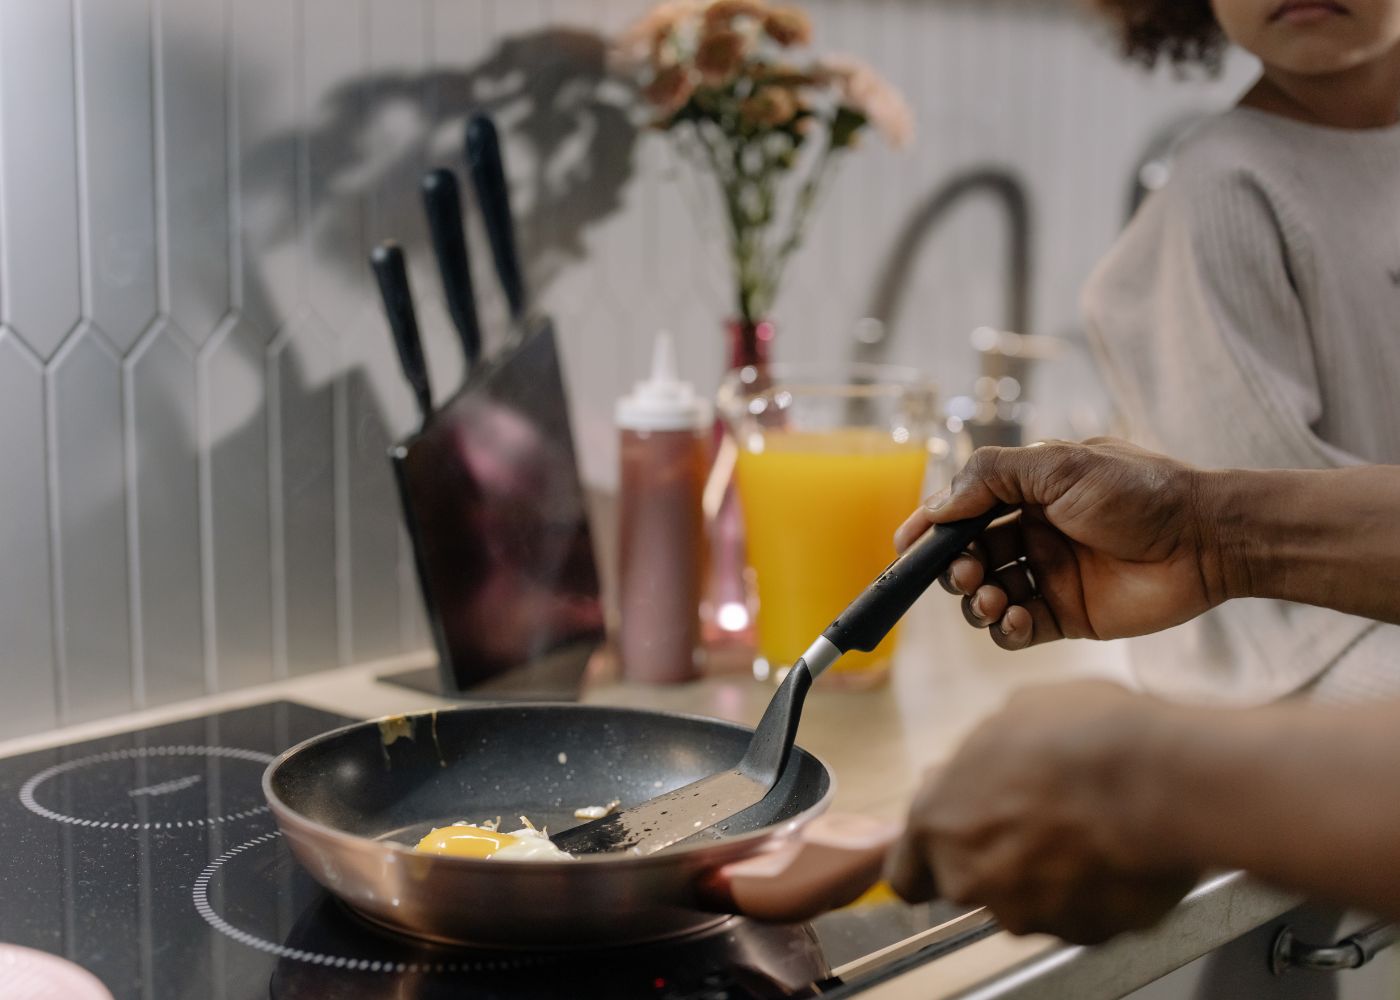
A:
[[1210, 0, 1400, 74]]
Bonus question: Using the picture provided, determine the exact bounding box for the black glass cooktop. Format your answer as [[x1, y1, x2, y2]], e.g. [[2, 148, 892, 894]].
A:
[[0, 701, 992, 999]]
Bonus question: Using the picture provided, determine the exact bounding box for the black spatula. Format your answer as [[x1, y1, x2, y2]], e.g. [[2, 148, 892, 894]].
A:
[[552, 503, 1010, 856]]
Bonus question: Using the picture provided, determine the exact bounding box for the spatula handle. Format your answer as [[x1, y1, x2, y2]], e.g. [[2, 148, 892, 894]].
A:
[[821, 504, 1012, 654]]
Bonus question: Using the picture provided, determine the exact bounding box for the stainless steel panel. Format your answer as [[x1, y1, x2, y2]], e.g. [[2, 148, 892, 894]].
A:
[[303, 0, 368, 338], [273, 321, 338, 676], [51, 328, 132, 722], [131, 326, 203, 705], [206, 319, 274, 689], [235, 0, 300, 336], [77, 0, 159, 353], [0, 0, 81, 358], [0, 331, 57, 736], [160, 0, 231, 344], [953, 873, 1300, 1000]]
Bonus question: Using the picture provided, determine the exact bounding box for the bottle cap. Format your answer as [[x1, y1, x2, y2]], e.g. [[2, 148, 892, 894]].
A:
[[616, 331, 712, 431]]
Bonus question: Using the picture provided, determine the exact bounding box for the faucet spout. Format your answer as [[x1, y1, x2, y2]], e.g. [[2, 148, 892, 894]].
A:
[[857, 167, 1032, 361]]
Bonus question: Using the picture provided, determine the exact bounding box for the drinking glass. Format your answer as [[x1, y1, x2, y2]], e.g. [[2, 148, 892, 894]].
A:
[[719, 363, 940, 689]]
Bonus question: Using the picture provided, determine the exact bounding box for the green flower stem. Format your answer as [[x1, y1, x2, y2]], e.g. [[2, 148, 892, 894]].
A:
[[692, 104, 842, 326], [699, 123, 768, 324], [764, 138, 837, 300]]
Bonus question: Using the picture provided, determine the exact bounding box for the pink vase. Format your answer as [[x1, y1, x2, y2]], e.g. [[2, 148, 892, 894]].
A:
[[699, 319, 774, 664]]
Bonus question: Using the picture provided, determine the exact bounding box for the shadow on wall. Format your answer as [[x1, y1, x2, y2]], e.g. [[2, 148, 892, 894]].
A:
[[109, 25, 645, 712], [217, 27, 642, 679], [199, 28, 643, 541], [240, 27, 640, 406]]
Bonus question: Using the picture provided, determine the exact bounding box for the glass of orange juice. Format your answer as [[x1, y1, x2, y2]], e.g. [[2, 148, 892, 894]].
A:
[[719, 363, 940, 689]]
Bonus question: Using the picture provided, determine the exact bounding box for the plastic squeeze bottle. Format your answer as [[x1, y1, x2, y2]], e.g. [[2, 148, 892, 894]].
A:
[[616, 332, 711, 683]]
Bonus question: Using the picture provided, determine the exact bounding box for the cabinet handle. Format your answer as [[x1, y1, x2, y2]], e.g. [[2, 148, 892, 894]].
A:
[[1271, 922, 1397, 975]]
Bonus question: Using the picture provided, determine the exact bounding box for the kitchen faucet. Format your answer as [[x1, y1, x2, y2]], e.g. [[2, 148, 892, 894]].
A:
[[854, 165, 1032, 365], [854, 166, 1037, 448]]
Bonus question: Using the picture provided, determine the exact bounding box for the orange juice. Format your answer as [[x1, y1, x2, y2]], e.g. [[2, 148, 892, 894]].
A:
[[735, 428, 928, 683]]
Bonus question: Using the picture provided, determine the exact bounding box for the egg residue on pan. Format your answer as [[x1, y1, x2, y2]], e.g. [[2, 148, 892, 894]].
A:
[[413, 816, 572, 861]]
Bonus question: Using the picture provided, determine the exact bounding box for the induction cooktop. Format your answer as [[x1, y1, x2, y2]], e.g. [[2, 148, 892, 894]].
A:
[[0, 700, 994, 999]]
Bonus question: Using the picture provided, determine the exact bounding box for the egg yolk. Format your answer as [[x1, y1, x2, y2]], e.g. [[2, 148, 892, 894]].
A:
[[414, 824, 519, 859]]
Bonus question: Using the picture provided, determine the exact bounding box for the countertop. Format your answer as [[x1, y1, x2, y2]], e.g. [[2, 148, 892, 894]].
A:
[[0, 594, 1300, 998]]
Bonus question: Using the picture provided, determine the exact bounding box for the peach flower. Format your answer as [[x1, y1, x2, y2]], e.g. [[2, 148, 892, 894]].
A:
[[704, 0, 767, 28], [643, 64, 696, 116], [615, 0, 704, 66], [762, 6, 812, 47], [695, 29, 747, 84], [819, 54, 914, 148]]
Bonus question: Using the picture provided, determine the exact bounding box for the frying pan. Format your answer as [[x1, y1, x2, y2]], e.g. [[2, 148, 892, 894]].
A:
[[263, 704, 894, 948]]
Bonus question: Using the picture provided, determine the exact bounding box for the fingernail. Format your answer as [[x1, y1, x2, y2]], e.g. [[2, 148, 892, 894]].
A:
[[971, 594, 986, 620], [999, 616, 1015, 635], [924, 488, 951, 513]]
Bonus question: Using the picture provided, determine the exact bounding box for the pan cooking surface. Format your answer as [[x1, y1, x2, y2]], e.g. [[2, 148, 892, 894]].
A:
[[0, 698, 985, 999], [267, 705, 832, 853]]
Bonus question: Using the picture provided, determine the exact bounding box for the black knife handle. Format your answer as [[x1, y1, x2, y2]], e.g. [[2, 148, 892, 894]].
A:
[[465, 114, 526, 320], [369, 241, 433, 423], [822, 504, 1014, 654], [420, 168, 483, 368]]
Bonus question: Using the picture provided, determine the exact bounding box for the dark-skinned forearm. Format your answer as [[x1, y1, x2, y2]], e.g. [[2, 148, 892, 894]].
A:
[[1141, 699, 1400, 919], [1199, 465, 1400, 625]]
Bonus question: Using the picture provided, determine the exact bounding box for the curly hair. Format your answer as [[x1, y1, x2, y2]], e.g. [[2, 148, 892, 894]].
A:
[[1091, 0, 1228, 72]]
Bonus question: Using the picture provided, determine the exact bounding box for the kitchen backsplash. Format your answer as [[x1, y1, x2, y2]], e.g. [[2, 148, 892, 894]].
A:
[[0, 0, 1250, 737]]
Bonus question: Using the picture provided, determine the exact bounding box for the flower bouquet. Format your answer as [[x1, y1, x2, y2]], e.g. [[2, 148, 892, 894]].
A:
[[616, 0, 912, 363]]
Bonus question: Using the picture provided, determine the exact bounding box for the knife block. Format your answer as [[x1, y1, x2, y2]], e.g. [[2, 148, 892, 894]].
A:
[[381, 315, 605, 701]]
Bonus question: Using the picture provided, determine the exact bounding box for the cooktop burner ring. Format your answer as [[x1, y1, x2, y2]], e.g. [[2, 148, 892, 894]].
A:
[[18, 744, 275, 830], [193, 831, 552, 976]]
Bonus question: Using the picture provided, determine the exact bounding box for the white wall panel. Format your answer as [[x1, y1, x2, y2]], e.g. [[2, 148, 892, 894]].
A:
[[0, 0, 1255, 736]]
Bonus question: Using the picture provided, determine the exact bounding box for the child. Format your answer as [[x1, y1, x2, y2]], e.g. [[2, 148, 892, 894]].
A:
[[1081, 0, 1400, 704]]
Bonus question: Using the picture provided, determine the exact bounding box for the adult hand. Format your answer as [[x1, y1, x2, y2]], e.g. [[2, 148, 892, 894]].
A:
[[883, 681, 1200, 943], [895, 438, 1232, 649]]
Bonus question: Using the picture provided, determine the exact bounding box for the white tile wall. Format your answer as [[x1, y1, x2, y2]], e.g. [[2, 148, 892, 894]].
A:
[[0, 0, 1253, 737]]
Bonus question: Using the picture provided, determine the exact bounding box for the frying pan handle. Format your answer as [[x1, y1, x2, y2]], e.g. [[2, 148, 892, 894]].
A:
[[697, 814, 900, 923], [821, 504, 1013, 654]]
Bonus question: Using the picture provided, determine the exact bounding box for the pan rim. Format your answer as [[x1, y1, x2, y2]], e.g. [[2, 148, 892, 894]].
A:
[[262, 702, 837, 870]]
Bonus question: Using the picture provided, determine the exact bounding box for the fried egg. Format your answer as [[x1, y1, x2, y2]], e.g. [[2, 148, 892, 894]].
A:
[[413, 817, 572, 861], [573, 799, 621, 820]]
